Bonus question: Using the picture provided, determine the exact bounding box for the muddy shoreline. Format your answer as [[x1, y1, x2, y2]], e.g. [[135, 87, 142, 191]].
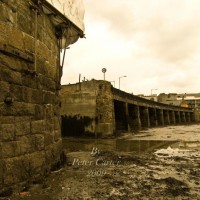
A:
[[6, 125, 200, 199]]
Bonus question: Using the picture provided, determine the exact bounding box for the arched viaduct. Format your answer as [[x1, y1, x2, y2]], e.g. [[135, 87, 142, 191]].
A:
[[61, 80, 199, 137], [113, 88, 194, 132]]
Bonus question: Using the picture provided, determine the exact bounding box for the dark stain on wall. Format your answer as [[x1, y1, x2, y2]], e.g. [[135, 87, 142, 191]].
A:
[[114, 100, 128, 131], [61, 115, 93, 137]]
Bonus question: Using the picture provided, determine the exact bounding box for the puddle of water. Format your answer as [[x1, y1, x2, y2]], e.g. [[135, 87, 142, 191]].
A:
[[62, 138, 116, 152], [62, 138, 200, 153]]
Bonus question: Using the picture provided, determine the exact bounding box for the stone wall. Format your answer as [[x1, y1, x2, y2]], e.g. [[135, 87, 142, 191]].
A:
[[194, 109, 200, 122], [95, 81, 114, 135], [61, 80, 114, 137], [0, 0, 63, 193]]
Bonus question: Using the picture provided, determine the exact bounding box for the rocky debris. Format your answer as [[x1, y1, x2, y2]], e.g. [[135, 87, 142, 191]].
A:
[[7, 148, 200, 200]]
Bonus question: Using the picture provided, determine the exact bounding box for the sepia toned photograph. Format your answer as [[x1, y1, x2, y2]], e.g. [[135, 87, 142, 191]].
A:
[[0, 0, 200, 199]]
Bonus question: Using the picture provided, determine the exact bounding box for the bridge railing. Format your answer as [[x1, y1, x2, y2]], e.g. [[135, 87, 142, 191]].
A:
[[112, 88, 192, 111]]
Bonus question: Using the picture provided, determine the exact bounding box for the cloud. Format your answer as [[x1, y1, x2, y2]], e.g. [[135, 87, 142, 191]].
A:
[[62, 0, 200, 94], [85, 0, 200, 64], [144, 17, 200, 64], [131, 1, 200, 65], [84, 0, 137, 36]]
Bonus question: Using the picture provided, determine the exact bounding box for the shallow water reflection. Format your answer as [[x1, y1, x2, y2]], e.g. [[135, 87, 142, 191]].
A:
[[62, 138, 199, 153]]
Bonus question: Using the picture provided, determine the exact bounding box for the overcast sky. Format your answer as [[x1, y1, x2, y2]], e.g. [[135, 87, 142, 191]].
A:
[[61, 0, 200, 95]]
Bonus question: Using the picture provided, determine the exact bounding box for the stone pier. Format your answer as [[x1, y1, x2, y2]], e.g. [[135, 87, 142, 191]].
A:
[[157, 109, 164, 126]]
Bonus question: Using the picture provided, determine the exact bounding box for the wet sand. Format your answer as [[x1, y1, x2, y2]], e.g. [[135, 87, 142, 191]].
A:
[[7, 124, 200, 200]]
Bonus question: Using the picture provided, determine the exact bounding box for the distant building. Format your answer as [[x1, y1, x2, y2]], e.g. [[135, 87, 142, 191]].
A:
[[138, 94, 158, 102], [157, 93, 200, 109]]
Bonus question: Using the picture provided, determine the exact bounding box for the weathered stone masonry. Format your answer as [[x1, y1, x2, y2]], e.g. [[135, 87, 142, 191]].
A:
[[61, 80, 114, 137], [61, 80, 200, 137], [0, 0, 83, 193]]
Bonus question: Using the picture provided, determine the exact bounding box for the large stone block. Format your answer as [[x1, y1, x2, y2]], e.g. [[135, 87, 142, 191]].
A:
[[0, 141, 21, 158], [15, 121, 31, 136], [45, 119, 54, 132], [45, 139, 62, 164], [18, 135, 35, 155], [43, 91, 56, 104], [0, 102, 35, 116], [37, 24, 44, 41], [53, 103, 61, 116], [17, 1, 35, 35], [30, 88, 44, 104], [28, 151, 46, 178], [43, 32, 52, 50], [0, 80, 10, 102], [9, 84, 24, 102], [54, 130, 61, 142], [44, 131, 54, 147], [21, 74, 38, 89], [3, 157, 21, 185], [23, 87, 34, 103], [0, 144, 2, 159], [54, 116, 61, 130], [0, 116, 14, 124], [0, 66, 22, 85], [35, 134, 45, 151], [1, 0, 17, 12], [0, 3, 14, 23], [23, 87, 44, 104], [0, 54, 27, 72], [2, 155, 30, 186], [23, 33, 34, 53], [0, 159, 4, 186], [0, 21, 6, 35], [17, 8, 33, 35], [0, 124, 15, 142], [38, 75, 56, 92], [14, 116, 30, 123], [37, 13, 45, 28], [0, 33, 6, 45], [35, 104, 45, 120], [44, 61, 54, 79], [7, 25, 25, 50], [31, 120, 45, 134], [44, 104, 54, 119], [96, 123, 113, 136], [36, 57, 46, 75], [37, 42, 50, 62]]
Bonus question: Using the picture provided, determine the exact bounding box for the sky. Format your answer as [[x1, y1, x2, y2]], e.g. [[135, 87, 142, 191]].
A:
[[61, 0, 200, 95]]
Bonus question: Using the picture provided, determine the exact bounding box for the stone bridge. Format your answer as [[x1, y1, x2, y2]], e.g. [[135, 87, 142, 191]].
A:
[[61, 80, 199, 137], [113, 88, 194, 132]]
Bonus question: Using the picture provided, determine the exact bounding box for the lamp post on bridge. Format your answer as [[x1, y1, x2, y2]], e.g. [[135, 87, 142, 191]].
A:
[[151, 89, 158, 101], [151, 89, 157, 96], [119, 76, 127, 90], [110, 81, 115, 87], [102, 68, 107, 80]]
